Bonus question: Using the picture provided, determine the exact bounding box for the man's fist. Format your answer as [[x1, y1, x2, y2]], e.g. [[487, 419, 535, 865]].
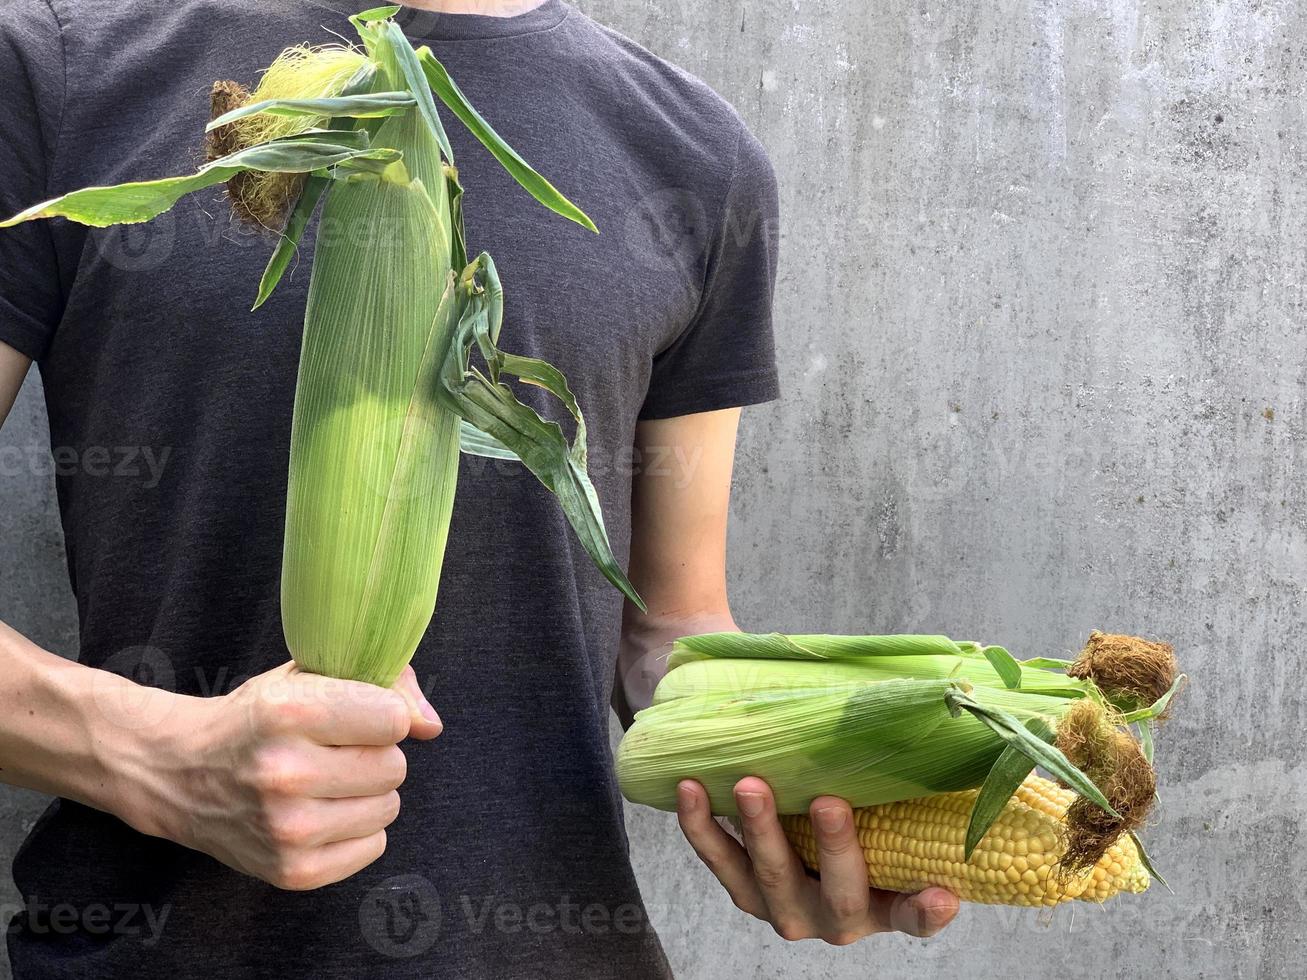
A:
[[114, 662, 441, 890]]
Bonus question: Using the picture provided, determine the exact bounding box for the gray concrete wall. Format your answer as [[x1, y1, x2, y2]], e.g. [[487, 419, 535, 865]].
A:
[[3, 0, 1304, 977]]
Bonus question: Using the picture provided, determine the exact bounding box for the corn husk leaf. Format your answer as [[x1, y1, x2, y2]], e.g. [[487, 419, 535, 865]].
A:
[[253, 66, 407, 309], [280, 172, 460, 688], [1021, 657, 1075, 670], [650, 657, 1094, 705], [618, 679, 972, 814], [1130, 831, 1170, 889], [670, 632, 966, 666], [253, 174, 328, 310], [946, 687, 1120, 818], [657, 633, 1094, 703], [351, 5, 403, 27], [964, 744, 1037, 859], [0, 132, 395, 228], [1137, 719, 1155, 764], [207, 91, 416, 131], [980, 644, 1022, 689], [445, 164, 468, 273], [417, 46, 598, 233], [618, 680, 1092, 815], [435, 253, 643, 610], [1120, 673, 1186, 723], [376, 22, 455, 164], [459, 421, 518, 460]]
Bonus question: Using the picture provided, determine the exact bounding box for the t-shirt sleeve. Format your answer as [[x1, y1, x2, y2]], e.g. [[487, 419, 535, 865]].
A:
[[638, 122, 781, 420], [0, 0, 68, 361]]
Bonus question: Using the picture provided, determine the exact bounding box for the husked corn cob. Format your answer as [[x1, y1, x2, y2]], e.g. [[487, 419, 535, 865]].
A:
[[779, 774, 1150, 907]]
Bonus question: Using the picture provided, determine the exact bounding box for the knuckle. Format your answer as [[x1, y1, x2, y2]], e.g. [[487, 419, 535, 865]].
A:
[[267, 809, 314, 848], [251, 749, 306, 797], [824, 893, 868, 922], [695, 848, 727, 875], [752, 863, 790, 891], [257, 696, 315, 735], [678, 822, 717, 859], [269, 856, 321, 892], [771, 918, 811, 942], [728, 894, 764, 919]]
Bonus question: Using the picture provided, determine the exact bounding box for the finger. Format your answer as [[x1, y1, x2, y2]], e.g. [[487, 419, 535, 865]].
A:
[[281, 831, 389, 891], [869, 886, 960, 938], [808, 796, 872, 941], [298, 744, 408, 798], [733, 777, 814, 939], [392, 665, 442, 741], [269, 673, 412, 746], [676, 781, 766, 918], [309, 791, 402, 846]]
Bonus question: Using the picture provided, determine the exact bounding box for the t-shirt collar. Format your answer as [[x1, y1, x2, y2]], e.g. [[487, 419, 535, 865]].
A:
[[308, 0, 570, 41]]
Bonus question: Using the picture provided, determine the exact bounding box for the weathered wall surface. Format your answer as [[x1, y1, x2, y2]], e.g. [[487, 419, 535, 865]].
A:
[[3, 1, 1304, 977]]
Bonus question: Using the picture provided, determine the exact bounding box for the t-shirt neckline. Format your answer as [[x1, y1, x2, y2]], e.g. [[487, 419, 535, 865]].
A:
[[309, 0, 570, 41]]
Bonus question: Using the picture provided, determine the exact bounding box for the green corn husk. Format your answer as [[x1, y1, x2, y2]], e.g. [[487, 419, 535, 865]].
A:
[[653, 633, 1095, 705], [617, 678, 1086, 816], [615, 631, 1180, 866], [2, 7, 643, 687], [617, 679, 1078, 815], [280, 176, 457, 685]]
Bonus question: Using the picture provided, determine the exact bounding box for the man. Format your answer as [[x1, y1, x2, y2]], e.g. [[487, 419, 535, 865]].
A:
[[0, 0, 957, 975]]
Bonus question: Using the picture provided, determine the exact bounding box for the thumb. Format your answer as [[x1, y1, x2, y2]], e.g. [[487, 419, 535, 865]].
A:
[[392, 665, 443, 740]]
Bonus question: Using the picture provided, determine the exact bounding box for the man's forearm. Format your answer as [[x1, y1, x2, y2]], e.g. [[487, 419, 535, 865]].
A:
[[614, 610, 737, 727], [0, 620, 164, 820]]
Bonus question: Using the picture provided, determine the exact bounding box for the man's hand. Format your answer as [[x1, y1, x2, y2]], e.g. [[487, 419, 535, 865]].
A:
[[619, 410, 958, 940], [677, 777, 959, 943], [0, 342, 439, 891], [109, 662, 442, 891]]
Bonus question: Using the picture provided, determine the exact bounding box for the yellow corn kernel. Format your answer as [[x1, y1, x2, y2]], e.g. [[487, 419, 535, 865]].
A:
[[779, 774, 1151, 908]]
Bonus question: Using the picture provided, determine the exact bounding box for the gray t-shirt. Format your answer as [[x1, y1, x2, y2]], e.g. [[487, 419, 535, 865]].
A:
[[0, 1, 779, 976]]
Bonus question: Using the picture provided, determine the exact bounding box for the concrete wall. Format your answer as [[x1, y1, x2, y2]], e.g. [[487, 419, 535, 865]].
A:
[[3, 1, 1304, 977]]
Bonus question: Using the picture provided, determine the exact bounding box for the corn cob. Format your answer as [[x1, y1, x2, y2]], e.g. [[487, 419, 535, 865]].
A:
[[1, 7, 642, 687], [779, 774, 1150, 907], [616, 631, 1180, 885]]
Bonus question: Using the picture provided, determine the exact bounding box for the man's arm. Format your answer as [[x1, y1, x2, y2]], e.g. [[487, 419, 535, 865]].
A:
[[614, 409, 742, 725], [0, 340, 27, 423], [618, 407, 959, 943], [0, 340, 439, 890]]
